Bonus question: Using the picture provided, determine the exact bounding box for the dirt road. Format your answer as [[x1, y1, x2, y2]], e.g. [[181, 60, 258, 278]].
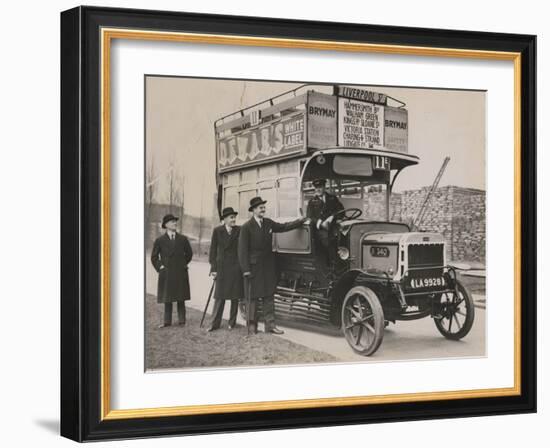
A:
[[146, 259, 486, 364]]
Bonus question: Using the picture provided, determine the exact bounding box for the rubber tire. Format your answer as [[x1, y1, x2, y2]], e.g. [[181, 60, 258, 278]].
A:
[[434, 278, 475, 340], [341, 286, 385, 356]]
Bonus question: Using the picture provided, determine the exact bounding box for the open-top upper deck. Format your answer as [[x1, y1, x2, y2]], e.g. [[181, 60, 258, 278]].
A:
[[214, 84, 412, 176]]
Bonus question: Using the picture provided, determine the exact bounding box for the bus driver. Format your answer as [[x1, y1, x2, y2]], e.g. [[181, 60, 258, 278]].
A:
[[306, 178, 344, 265]]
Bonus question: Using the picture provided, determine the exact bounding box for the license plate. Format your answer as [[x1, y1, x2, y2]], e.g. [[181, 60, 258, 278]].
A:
[[370, 246, 389, 257], [409, 276, 445, 289]]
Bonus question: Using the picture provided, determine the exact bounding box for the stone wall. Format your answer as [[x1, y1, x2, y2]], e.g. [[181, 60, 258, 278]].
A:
[[449, 187, 486, 262], [365, 185, 486, 263], [363, 187, 403, 222]]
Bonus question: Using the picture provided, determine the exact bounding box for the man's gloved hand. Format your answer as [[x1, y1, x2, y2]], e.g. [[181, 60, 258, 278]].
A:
[[243, 271, 251, 278], [210, 272, 217, 279], [321, 216, 334, 230]]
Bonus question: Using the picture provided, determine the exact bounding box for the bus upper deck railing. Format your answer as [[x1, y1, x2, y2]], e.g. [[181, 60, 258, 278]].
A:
[[214, 83, 407, 132]]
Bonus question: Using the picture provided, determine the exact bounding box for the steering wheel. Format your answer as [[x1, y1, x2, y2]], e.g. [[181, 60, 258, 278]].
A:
[[332, 207, 362, 221]]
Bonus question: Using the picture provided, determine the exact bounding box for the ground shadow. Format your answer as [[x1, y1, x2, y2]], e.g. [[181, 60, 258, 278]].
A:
[[34, 419, 59, 435]]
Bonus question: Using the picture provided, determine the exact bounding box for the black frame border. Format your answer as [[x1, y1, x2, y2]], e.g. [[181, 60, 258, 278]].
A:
[[61, 6, 536, 442]]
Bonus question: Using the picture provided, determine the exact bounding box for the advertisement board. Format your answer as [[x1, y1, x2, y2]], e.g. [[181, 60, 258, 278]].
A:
[[217, 112, 306, 171], [307, 91, 337, 149], [384, 106, 408, 153]]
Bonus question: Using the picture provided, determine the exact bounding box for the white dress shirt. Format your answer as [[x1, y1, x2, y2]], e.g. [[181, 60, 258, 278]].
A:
[[253, 216, 263, 228]]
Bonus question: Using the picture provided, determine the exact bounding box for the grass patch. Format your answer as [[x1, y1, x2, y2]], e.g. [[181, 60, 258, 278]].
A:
[[145, 294, 338, 370]]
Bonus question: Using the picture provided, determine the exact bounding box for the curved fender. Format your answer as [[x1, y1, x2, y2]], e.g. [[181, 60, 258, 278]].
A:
[[329, 269, 364, 325]]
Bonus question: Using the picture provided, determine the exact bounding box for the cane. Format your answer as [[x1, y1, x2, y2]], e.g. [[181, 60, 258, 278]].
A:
[[245, 276, 252, 335], [199, 279, 216, 328]]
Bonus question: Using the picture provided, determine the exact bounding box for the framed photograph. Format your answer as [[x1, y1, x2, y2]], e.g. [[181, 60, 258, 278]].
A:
[[60, 6, 536, 441]]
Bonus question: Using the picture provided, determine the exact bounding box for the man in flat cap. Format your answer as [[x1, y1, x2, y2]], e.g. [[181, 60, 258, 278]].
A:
[[306, 178, 344, 264], [151, 214, 193, 328], [238, 196, 310, 334], [207, 207, 243, 331]]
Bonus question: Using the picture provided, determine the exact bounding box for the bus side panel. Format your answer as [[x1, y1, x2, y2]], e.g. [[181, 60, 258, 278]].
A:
[[274, 227, 311, 254]]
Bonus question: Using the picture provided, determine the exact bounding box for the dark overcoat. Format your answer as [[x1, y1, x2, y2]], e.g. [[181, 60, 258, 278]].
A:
[[150, 233, 193, 303], [306, 192, 344, 226], [209, 225, 244, 300], [238, 217, 305, 299]]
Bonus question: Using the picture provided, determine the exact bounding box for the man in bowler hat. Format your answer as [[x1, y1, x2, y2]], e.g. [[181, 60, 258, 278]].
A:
[[150, 214, 193, 328], [238, 197, 310, 334], [207, 207, 243, 331]]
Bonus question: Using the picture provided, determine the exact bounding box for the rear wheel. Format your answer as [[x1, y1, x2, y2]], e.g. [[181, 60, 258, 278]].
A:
[[434, 279, 475, 340], [341, 286, 384, 356]]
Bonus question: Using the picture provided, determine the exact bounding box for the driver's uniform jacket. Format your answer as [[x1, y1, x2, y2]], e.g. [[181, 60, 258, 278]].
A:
[[306, 192, 344, 229]]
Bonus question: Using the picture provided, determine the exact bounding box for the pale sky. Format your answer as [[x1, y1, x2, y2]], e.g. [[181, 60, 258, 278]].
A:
[[145, 77, 485, 217]]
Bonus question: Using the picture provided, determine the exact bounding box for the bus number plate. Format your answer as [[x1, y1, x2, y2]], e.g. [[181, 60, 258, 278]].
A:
[[370, 246, 389, 257], [409, 276, 445, 289]]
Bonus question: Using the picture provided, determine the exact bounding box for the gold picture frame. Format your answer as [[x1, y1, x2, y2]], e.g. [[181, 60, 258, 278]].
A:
[[61, 6, 536, 441]]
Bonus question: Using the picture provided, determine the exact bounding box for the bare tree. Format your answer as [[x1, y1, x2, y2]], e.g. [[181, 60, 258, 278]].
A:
[[145, 154, 157, 223], [168, 160, 174, 214], [166, 157, 183, 217], [172, 161, 185, 233], [197, 173, 206, 256]]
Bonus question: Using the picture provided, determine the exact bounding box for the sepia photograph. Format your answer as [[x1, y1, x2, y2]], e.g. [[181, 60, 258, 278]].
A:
[[144, 76, 486, 371], [58, 7, 536, 440]]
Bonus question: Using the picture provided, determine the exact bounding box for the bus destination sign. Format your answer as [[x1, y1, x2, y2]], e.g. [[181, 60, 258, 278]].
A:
[[336, 86, 387, 105]]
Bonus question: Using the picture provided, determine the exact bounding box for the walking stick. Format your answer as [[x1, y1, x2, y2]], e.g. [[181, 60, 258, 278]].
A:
[[245, 276, 252, 335], [199, 279, 216, 328]]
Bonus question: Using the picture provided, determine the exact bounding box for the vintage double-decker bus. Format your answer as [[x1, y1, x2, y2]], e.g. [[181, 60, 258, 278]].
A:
[[214, 84, 475, 356]]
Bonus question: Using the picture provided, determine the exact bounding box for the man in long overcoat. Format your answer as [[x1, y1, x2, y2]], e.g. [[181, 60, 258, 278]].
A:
[[150, 214, 193, 327], [207, 207, 243, 331], [238, 196, 310, 334]]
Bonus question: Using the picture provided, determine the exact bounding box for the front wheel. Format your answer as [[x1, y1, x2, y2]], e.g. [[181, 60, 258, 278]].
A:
[[434, 279, 475, 340], [341, 286, 384, 356]]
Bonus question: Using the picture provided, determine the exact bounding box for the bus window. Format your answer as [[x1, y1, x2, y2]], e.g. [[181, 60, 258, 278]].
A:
[[224, 172, 239, 186], [278, 177, 299, 218], [238, 188, 256, 219], [223, 186, 238, 211], [258, 180, 276, 217], [241, 168, 257, 184], [259, 165, 277, 179], [333, 155, 373, 177], [279, 160, 299, 175]]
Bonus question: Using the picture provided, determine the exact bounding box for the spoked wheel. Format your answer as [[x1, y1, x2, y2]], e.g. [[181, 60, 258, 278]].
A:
[[341, 286, 384, 356], [434, 279, 475, 340]]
